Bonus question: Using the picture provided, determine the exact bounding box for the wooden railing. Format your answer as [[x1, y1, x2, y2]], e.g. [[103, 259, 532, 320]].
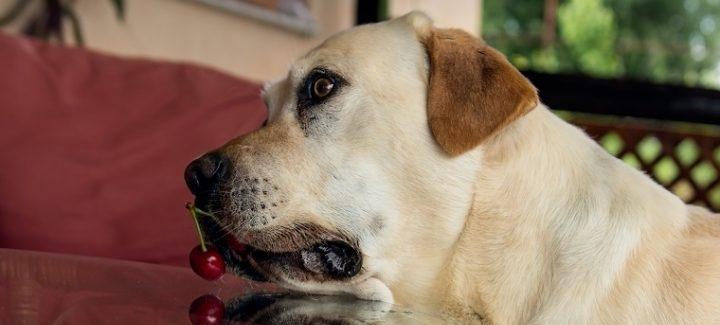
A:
[[568, 115, 720, 210], [524, 70, 720, 211]]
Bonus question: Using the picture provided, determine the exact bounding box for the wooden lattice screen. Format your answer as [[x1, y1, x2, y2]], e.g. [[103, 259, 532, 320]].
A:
[[568, 115, 720, 211]]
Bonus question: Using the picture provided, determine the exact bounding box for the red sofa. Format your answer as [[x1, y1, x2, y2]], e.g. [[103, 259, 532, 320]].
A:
[[0, 33, 266, 266]]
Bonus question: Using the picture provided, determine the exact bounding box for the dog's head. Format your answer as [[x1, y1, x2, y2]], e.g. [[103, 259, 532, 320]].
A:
[[184, 12, 537, 301]]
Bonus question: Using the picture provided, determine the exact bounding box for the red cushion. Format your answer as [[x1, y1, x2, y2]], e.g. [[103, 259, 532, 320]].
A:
[[0, 33, 267, 266]]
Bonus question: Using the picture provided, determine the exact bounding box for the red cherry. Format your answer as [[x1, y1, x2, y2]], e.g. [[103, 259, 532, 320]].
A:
[[190, 244, 226, 281], [226, 235, 247, 254], [189, 294, 225, 325]]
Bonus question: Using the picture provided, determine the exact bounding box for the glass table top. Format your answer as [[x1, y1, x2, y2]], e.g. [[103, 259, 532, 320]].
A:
[[0, 249, 448, 324]]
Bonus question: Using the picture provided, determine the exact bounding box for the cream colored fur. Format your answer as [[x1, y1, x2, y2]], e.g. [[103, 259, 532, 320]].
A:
[[248, 11, 720, 324]]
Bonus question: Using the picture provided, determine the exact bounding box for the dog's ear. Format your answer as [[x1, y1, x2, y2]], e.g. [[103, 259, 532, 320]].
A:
[[422, 28, 538, 156]]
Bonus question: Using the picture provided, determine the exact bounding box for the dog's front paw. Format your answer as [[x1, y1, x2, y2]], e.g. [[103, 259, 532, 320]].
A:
[[347, 277, 394, 303]]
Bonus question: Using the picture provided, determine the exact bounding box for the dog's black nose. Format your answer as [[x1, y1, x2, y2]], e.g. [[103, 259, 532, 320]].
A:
[[184, 153, 229, 195]]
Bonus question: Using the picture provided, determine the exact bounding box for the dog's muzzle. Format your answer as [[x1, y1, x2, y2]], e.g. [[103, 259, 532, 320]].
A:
[[184, 153, 363, 282]]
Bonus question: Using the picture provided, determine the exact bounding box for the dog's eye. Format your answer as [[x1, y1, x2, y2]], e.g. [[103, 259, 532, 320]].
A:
[[312, 77, 334, 99], [298, 69, 345, 111]]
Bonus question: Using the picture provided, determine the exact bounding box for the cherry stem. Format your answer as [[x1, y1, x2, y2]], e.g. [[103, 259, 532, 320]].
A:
[[195, 209, 215, 218], [187, 202, 208, 252]]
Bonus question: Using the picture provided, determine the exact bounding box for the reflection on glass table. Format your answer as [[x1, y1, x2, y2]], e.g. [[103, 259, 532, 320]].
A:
[[0, 249, 448, 324]]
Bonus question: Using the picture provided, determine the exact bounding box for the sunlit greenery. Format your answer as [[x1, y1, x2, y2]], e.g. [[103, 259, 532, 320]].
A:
[[483, 0, 720, 89]]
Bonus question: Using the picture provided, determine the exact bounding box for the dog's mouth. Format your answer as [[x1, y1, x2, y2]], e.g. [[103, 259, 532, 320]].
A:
[[198, 215, 363, 283], [246, 240, 362, 282]]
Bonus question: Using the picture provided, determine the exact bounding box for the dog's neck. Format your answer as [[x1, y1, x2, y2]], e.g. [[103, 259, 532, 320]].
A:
[[430, 106, 688, 324]]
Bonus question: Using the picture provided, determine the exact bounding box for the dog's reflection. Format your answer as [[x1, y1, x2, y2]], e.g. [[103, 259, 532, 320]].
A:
[[222, 293, 444, 324]]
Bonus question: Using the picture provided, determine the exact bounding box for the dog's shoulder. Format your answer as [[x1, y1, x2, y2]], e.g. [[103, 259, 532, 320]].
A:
[[665, 205, 720, 323], [686, 204, 720, 238]]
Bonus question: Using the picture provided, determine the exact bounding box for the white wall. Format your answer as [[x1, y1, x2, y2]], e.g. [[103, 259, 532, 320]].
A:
[[0, 0, 482, 82], [70, 0, 356, 81]]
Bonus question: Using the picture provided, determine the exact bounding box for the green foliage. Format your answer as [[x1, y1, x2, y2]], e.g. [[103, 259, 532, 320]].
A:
[[483, 0, 720, 89], [558, 0, 620, 77]]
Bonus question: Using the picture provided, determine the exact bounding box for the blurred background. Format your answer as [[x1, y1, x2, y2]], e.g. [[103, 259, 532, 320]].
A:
[[1, 0, 719, 264]]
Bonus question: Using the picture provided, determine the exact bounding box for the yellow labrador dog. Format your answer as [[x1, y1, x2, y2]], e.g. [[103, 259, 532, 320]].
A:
[[184, 11, 720, 324]]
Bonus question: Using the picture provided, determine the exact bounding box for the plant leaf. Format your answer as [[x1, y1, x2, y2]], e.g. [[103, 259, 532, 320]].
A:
[[61, 5, 84, 46], [47, 0, 63, 41], [0, 0, 31, 26], [110, 0, 124, 21]]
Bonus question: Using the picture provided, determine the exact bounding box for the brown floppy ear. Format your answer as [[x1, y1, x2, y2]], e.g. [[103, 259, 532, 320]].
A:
[[422, 28, 538, 156]]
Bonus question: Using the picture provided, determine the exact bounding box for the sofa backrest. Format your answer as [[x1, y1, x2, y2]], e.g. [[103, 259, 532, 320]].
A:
[[0, 33, 266, 265]]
